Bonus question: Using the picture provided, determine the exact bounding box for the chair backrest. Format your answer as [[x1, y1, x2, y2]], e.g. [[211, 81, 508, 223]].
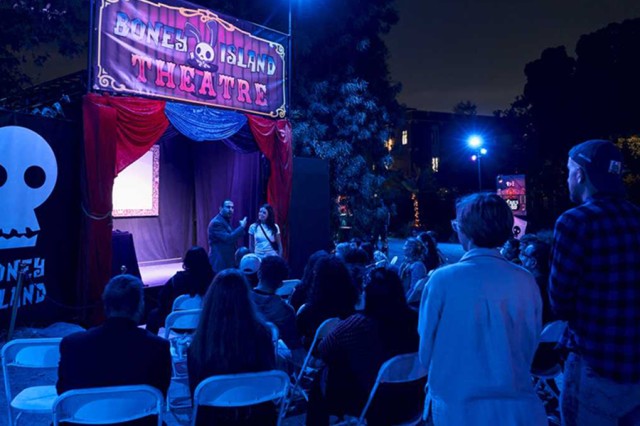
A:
[[192, 370, 289, 426], [1, 337, 62, 368], [296, 317, 340, 382], [164, 309, 202, 339], [358, 352, 428, 424], [52, 385, 164, 426], [276, 279, 300, 298], [266, 322, 280, 359], [539, 320, 568, 343], [2, 338, 62, 426], [172, 294, 203, 311]]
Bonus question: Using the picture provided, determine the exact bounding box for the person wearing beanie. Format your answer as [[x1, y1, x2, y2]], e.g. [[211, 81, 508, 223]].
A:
[[550, 139, 640, 425]]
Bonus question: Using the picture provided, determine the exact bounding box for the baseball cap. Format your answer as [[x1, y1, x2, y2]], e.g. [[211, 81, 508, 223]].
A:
[[239, 254, 261, 275], [569, 139, 625, 196]]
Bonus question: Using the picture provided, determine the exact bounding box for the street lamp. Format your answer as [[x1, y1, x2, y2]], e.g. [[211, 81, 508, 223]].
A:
[[467, 135, 487, 190]]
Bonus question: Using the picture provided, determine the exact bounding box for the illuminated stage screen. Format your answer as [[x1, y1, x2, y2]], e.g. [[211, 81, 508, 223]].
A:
[[113, 145, 160, 217]]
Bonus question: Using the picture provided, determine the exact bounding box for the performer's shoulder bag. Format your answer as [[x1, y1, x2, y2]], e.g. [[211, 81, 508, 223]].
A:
[[259, 223, 279, 252]]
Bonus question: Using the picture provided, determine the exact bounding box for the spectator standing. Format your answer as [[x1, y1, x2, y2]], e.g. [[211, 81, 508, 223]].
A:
[[57, 275, 171, 426], [418, 193, 546, 425], [549, 139, 640, 426], [248, 204, 283, 259], [188, 269, 276, 425]]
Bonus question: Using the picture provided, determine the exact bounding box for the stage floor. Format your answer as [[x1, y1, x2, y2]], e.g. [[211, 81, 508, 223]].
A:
[[139, 258, 182, 288]]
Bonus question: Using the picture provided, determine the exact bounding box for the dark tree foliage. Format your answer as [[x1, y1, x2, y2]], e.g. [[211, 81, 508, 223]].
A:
[[290, 0, 402, 238], [0, 0, 88, 99], [498, 18, 640, 228]]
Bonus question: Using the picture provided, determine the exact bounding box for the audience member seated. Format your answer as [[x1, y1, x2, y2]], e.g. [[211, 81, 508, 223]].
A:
[[296, 256, 359, 349], [359, 242, 375, 262], [398, 237, 427, 296], [500, 237, 521, 264], [519, 239, 554, 325], [188, 269, 276, 425], [239, 253, 261, 287], [57, 274, 172, 426], [307, 267, 421, 426], [251, 256, 305, 365], [418, 193, 546, 425], [334, 242, 351, 260], [343, 246, 369, 301], [406, 233, 445, 306], [234, 246, 251, 268], [146, 247, 213, 334], [289, 250, 329, 313], [426, 230, 448, 265]]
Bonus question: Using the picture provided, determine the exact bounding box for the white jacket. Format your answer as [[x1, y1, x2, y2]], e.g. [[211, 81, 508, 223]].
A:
[[418, 248, 547, 426]]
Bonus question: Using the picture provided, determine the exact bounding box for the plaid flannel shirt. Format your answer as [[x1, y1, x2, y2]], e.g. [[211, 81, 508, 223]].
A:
[[549, 194, 640, 383]]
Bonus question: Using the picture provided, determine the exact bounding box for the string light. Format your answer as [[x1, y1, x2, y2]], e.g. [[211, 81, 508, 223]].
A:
[[411, 193, 420, 227]]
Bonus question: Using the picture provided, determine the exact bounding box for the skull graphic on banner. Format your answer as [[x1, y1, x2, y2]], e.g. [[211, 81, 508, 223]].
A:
[[0, 126, 58, 250]]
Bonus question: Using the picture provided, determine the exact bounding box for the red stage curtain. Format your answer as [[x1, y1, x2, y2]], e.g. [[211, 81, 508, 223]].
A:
[[103, 95, 169, 174], [81, 93, 168, 324], [80, 95, 117, 324], [245, 115, 293, 258]]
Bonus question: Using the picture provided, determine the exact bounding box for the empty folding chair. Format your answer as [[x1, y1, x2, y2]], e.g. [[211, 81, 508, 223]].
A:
[[1, 337, 62, 426], [172, 294, 203, 311], [192, 370, 290, 426], [287, 317, 340, 408], [52, 384, 164, 425], [339, 352, 428, 426], [276, 279, 300, 299]]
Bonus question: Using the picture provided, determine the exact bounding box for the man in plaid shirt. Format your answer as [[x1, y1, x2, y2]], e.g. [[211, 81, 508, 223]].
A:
[[550, 139, 640, 426]]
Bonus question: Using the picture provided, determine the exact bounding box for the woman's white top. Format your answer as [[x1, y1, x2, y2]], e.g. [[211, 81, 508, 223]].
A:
[[248, 223, 280, 259]]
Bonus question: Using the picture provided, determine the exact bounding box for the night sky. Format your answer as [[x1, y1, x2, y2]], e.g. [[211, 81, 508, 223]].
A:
[[384, 0, 640, 115]]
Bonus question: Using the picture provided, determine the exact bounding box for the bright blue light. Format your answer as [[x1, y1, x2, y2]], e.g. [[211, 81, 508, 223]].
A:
[[471, 154, 478, 161], [480, 148, 487, 155], [467, 135, 483, 148]]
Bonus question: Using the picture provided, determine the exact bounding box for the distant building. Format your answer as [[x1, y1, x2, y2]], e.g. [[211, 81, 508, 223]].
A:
[[386, 108, 520, 237]]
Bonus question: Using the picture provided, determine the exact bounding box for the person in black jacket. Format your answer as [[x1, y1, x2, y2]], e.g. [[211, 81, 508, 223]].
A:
[[57, 274, 172, 426]]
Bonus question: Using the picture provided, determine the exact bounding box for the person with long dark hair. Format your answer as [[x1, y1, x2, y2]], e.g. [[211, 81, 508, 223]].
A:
[[187, 269, 276, 425], [289, 250, 330, 313], [307, 267, 421, 425], [248, 204, 283, 259], [146, 246, 213, 334], [296, 255, 359, 348]]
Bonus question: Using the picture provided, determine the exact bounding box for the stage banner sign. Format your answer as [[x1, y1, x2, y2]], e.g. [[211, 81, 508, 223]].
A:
[[497, 174, 526, 217], [0, 113, 81, 325], [91, 0, 288, 117]]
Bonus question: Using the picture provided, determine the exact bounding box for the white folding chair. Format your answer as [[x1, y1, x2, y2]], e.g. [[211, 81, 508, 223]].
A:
[[349, 352, 428, 426], [1, 337, 61, 426], [162, 308, 202, 340], [532, 321, 568, 403], [192, 370, 290, 426], [276, 279, 300, 299], [287, 316, 340, 407], [52, 385, 164, 425], [162, 309, 201, 411], [172, 294, 203, 311], [266, 322, 280, 360]]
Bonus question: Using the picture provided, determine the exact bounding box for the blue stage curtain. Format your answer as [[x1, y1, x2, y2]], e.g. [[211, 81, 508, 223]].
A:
[[165, 102, 247, 141], [220, 124, 260, 154]]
